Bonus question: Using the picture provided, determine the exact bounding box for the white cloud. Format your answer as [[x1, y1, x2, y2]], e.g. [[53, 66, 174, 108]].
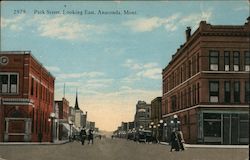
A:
[[136, 68, 162, 80], [85, 79, 114, 89], [123, 10, 213, 32], [57, 71, 105, 79], [123, 59, 162, 80], [35, 16, 105, 41], [179, 11, 212, 29], [1, 15, 25, 31], [56, 81, 81, 87], [123, 17, 164, 32], [123, 14, 179, 32], [45, 66, 61, 73], [123, 59, 143, 70], [1, 15, 106, 41], [123, 14, 180, 32]]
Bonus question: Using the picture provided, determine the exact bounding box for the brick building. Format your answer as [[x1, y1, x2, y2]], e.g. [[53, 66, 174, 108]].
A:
[[162, 18, 249, 144], [55, 98, 69, 140], [151, 97, 162, 126], [134, 100, 151, 130], [150, 97, 163, 140], [0, 51, 55, 142]]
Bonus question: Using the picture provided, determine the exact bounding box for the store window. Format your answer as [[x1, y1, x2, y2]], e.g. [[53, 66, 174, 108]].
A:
[[203, 113, 221, 137], [0, 73, 18, 94], [209, 81, 219, 102], [209, 51, 219, 71]]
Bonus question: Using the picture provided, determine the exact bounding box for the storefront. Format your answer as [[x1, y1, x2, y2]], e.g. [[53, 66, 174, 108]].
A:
[[198, 110, 249, 144]]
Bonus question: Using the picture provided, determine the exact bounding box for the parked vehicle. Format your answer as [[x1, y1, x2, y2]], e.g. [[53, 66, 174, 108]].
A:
[[136, 130, 152, 143]]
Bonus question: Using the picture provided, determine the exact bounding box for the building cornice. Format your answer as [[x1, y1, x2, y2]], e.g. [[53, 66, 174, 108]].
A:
[[162, 104, 249, 118], [1, 98, 34, 107]]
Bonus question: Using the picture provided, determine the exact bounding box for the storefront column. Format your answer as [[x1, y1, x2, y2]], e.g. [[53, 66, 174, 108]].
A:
[[4, 118, 9, 141], [24, 118, 32, 142]]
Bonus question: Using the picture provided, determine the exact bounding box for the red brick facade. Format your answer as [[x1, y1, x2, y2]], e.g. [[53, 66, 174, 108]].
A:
[[0, 51, 55, 142], [162, 19, 249, 144], [55, 98, 69, 140]]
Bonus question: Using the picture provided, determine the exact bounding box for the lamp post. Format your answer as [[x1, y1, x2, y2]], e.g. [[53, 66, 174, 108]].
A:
[[159, 119, 164, 142], [149, 122, 154, 137], [49, 112, 55, 143], [69, 121, 73, 141], [163, 122, 167, 142], [153, 125, 156, 139], [173, 114, 180, 131]]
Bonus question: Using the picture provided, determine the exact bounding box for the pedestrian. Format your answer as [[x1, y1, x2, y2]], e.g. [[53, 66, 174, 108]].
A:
[[80, 128, 87, 145], [170, 129, 180, 152], [88, 129, 94, 144], [177, 130, 185, 151]]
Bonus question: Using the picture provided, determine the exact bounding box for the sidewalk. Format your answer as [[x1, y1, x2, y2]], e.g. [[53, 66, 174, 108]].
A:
[[0, 140, 69, 145], [159, 142, 249, 149]]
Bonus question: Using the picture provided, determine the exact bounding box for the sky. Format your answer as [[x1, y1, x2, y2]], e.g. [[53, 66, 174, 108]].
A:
[[1, 0, 249, 131]]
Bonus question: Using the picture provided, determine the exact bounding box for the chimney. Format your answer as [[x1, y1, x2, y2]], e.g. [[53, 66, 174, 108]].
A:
[[185, 27, 191, 41]]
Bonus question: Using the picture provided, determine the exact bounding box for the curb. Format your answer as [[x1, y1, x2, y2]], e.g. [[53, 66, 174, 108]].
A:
[[159, 142, 249, 149], [0, 140, 69, 146]]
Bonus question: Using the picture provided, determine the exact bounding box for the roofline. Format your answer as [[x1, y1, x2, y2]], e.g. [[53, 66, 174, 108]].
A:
[[162, 18, 250, 73], [0, 50, 55, 79]]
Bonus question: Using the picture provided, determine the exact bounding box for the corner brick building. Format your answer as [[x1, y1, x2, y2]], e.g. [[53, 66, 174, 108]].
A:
[[0, 51, 55, 142], [162, 18, 249, 144]]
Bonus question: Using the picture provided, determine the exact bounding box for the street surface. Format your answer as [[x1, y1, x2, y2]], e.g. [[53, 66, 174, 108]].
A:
[[0, 138, 248, 160]]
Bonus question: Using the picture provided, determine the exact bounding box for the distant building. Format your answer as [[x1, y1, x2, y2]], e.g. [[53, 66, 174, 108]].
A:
[[151, 97, 162, 126], [55, 98, 70, 140], [0, 51, 55, 142], [73, 93, 87, 130], [151, 97, 163, 140], [128, 121, 135, 130], [162, 18, 249, 144], [86, 121, 95, 130], [134, 100, 151, 130]]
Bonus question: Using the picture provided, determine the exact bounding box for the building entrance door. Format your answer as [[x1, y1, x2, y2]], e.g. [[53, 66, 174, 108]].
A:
[[223, 114, 230, 144]]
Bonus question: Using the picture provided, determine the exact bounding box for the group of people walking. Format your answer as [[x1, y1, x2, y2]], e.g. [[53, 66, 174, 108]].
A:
[[170, 129, 185, 152], [79, 128, 94, 145]]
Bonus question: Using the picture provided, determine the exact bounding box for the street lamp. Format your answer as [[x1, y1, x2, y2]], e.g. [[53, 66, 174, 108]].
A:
[[173, 114, 179, 130], [69, 121, 73, 141], [159, 119, 164, 142], [149, 122, 154, 136], [153, 125, 156, 139], [49, 112, 56, 143], [163, 123, 167, 142]]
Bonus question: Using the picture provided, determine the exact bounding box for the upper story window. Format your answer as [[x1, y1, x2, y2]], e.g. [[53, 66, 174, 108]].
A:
[[209, 81, 219, 102], [234, 81, 240, 103], [0, 73, 19, 94], [30, 78, 34, 96], [244, 51, 250, 71], [233, 51, 240, 71], [171, 95, 176, 112], [209, 51, 219, 71], [224, 51, 230, 71], [224, 81, 231, 103]]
